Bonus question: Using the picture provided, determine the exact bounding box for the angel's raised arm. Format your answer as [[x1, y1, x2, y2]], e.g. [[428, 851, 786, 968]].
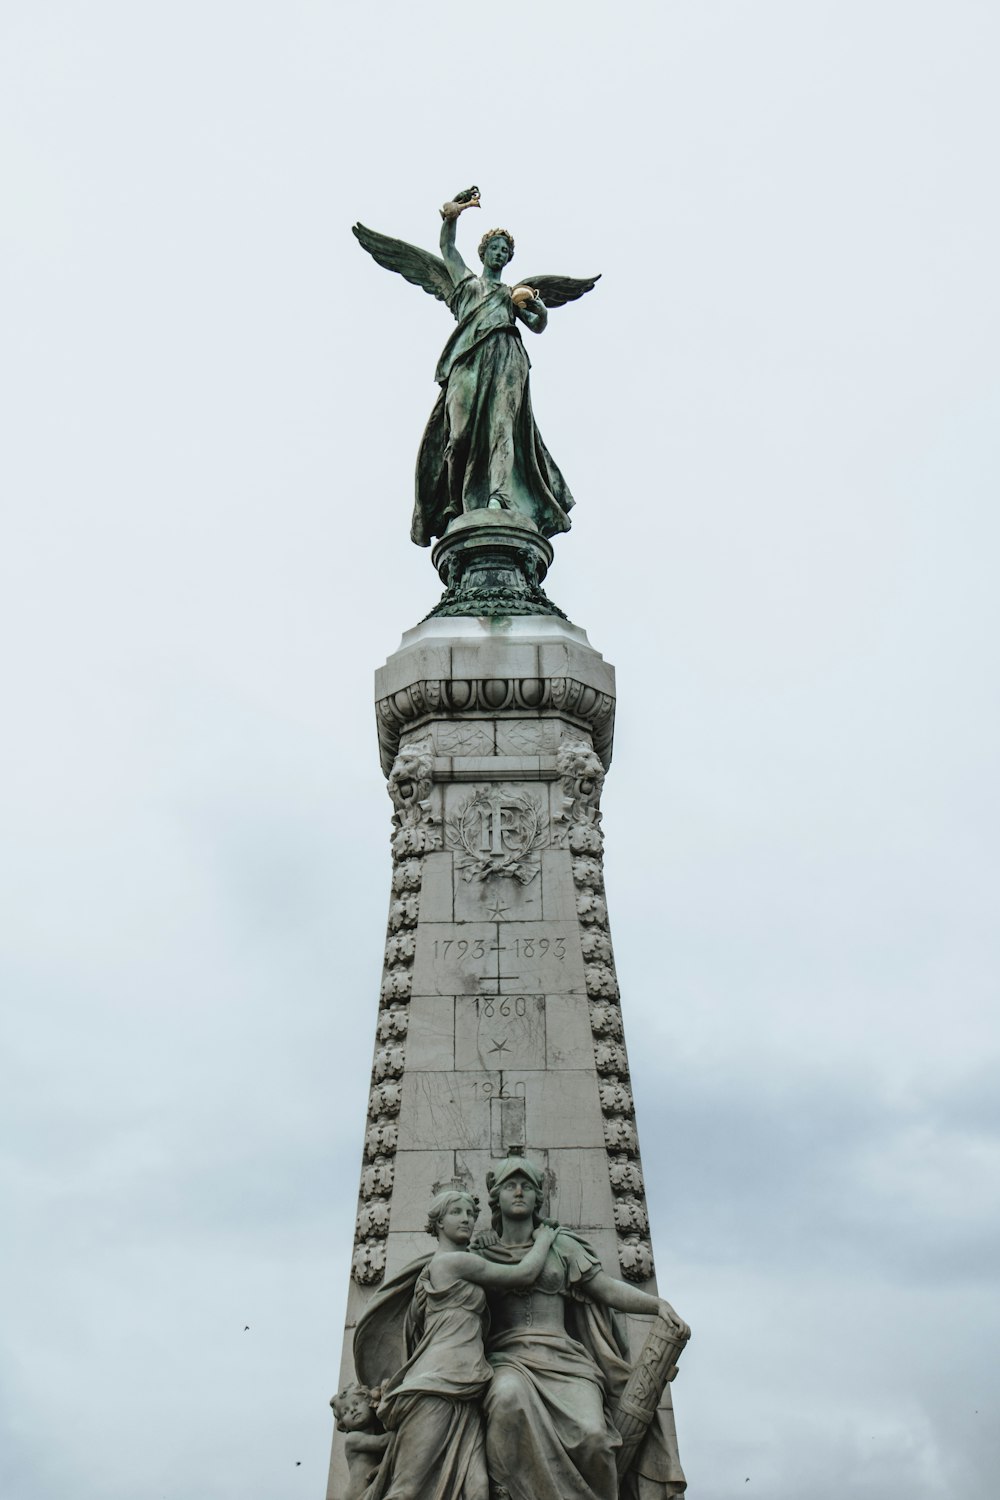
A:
[[439, 215, 471, 286], [352, 223, 456, 305]]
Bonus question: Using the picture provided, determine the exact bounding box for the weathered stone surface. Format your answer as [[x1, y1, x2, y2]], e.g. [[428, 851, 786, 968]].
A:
[[372, 1150, 456, 1231], [454, 992, 547, 1071], [399, 1070, 497, 1150], [401, 996, 456, 1071], [542, 993, 600, 1069], [453, 865, 542, 922], [546, 1146, 620, 1228], [539, 846, 587, 921], [329, 613, 686, 1500], [413, 851, 454, 922]]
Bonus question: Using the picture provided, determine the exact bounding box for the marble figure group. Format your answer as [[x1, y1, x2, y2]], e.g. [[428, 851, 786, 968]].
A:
[[333, 1159, 689, 1500]]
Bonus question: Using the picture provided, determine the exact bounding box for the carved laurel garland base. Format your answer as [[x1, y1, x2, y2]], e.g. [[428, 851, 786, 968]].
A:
[[555, 741, 656, 1282], [351, 742, 439, 1287]]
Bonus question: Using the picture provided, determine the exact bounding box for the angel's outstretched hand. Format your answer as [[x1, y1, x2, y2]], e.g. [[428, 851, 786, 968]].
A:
[[440, 187, 481, 221]]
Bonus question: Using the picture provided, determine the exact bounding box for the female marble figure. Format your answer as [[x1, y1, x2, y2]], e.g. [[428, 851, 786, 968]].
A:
[[354, 1189, 556, 1500], [352, 192, 599, 546], [474, 1159, 689, 1500]]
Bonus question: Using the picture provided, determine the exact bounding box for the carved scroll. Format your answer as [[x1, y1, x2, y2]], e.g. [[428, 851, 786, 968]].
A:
[[612, 1312, 691, 1479]]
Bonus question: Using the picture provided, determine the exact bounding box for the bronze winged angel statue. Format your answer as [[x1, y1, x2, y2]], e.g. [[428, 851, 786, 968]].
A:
[[353, 190, 599, 546]]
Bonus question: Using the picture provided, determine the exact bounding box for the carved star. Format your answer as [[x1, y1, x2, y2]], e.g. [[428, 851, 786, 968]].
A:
[[488, 1038, 511, 1058], [484, 896, 510, 920]]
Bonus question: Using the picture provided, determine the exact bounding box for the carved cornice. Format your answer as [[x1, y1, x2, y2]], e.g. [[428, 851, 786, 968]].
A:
[[375, 676, 615, 777]]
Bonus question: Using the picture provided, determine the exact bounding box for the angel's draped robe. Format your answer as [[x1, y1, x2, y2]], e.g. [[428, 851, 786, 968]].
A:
[[412, 274, 574, 546]]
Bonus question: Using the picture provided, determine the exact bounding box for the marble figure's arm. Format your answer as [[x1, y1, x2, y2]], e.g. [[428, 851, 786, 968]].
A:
[[344, 1432, 390, 1457], [433, 1226, 557, 1290], [584, 1271, 690, 1336]]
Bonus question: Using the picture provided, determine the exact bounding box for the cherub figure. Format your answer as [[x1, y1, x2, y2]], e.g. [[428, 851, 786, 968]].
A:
[[329, 1381, 389, 1500], [353, 190, 599, 546]]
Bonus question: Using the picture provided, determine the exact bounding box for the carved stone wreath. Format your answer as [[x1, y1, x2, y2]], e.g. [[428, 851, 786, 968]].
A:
[[445, 788, 547, 884]]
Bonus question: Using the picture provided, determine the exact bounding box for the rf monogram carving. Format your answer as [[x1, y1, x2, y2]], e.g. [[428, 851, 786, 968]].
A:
[[446, 788, 548, 884]]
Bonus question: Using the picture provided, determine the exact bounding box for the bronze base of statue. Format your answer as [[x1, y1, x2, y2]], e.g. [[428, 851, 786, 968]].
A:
[[427, 510, 567, 620]]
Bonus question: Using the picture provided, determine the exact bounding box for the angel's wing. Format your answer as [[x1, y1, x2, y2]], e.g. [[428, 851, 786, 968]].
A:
[[352, 222, 455, 304], [515, 273, 601, 308]]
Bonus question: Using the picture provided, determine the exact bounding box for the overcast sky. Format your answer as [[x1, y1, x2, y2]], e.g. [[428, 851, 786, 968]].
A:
[[2, 2, 999, 1497]]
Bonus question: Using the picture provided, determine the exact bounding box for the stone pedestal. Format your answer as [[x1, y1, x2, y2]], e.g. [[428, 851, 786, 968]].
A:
[[326, 606, 686, 1497]]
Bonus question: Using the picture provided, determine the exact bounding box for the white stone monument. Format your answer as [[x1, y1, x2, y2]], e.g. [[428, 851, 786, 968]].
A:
[[326, 512, 688, 1499]]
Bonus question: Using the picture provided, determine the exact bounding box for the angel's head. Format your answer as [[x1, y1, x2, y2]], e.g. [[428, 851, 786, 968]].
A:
[[478, 228, 515, 269]]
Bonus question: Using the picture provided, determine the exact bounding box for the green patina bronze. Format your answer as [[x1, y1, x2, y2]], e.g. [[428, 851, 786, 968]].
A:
[[352, 189, 599, 618], [427, 512, 567, 620]]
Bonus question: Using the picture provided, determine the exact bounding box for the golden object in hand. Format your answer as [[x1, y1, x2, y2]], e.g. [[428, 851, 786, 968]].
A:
[[440, 187, 481, 221]]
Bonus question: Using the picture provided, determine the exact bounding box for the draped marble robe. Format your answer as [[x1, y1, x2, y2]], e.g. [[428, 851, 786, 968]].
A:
[[356, 1259, 490, 1500], [412, 275, 574, 546], [475, 1230, 680, 1500]]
